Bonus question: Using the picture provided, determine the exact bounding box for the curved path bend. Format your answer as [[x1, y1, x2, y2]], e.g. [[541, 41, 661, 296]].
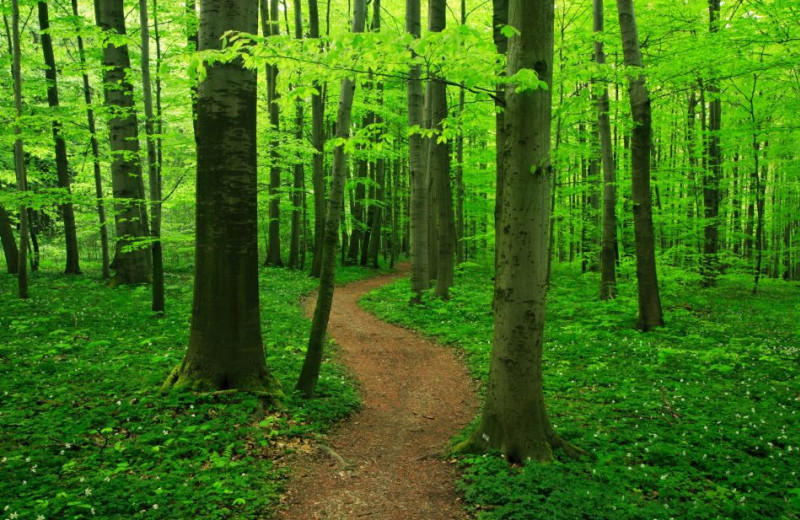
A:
[[278, 265, 478, 520]]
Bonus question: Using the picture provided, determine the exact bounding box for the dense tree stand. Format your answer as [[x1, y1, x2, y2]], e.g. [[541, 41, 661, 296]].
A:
[[163, 0, 278, 396]]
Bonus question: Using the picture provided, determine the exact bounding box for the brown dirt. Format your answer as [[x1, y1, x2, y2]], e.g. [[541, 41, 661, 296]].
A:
[[277, 264, 478, 520]]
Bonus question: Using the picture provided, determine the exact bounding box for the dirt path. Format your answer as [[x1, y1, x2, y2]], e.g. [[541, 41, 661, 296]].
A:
[[277, 265, 478, 520]]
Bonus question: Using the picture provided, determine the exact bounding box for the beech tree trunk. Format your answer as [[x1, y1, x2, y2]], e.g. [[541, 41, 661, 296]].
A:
[[594, 0, 617, 300], [11, 0, 29, 298], [140, 0, 165, 313], [95, 0, 152, 285], [407, 0, 429, 298], [617, 0, 664, 330], [297, 0, 367, 398], [72, 0, 110, 279], [457, 0, 582, 463], [288, 0, 305, 270], [38, 1, 80, 275], [309, 0, 325, 277], [701, 0, 722, 286], [0, 202, 18, 274], [164, 0, 278, 394], [426, 0, 455, 299], [263, 0, 283, 267]]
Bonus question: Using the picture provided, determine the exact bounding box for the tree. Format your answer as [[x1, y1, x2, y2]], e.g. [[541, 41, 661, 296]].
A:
[[308, 0, 326, 277], [425, 0, 456, 299], [593, 0, 617, 300], [456, 0, 582, 463], [72, 0, 110, 279], [38, 1, 80, 275], [139, 0, 165, 313], [296, 0, 367, 398], [407, 0, 429, 299], [163, 0, 277, 393], [95, 0, 152, 285], [617, 0, 663, 330], [287, 0, 305, 270], [11, 0, 29, 299], [262, 0, 283, 268], [700, 0, 722, 287], [0, 201, 18, 275]]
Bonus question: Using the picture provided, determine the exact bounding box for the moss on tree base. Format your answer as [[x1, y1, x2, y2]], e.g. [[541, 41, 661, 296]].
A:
[[161, 362, 283, 405], [453, 428, 587, 464]]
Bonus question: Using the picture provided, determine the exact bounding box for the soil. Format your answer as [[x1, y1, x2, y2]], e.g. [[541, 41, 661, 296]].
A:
[[277, 264, 478, 519]]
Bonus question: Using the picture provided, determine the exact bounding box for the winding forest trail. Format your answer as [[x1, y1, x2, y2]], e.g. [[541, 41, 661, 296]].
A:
[[277, 264, 478, 519]]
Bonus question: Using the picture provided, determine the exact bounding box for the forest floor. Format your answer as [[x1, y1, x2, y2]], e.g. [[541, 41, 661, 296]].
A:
[[278, 264, 478, 520]]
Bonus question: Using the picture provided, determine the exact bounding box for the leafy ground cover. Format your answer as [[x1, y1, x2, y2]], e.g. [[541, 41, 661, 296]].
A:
[[361, 262, 800, 519], [0, 262, 381, 520]]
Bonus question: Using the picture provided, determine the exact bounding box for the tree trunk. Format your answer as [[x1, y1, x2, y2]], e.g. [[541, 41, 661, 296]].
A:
[[263, 0, 283, 267], [0, 200, 18, 274], [11, 0, 29, 298], [288, 0, 305, 270], [457, 0, 582, 463], [38, 1, 81, 275], [95, 0, 152, 285], [493, 0, 508, 272], [164, 0, 278, 394], [407, 0, 429, 298], [139, 0, 165, 313], [297, 0, 367, 398], [308, 0, 325, 277], [595, 2, 617, 300], [617, 0, 663, 330], [72, 0, 110, 279]]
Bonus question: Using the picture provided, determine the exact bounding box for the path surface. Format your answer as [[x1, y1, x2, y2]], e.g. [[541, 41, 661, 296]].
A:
[[278, 265, 478, 520]]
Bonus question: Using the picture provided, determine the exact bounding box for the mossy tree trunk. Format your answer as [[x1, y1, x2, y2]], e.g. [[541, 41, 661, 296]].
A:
[[296, 0, 367, 399], [38, 1, 80, 275], [95, 0, 152, 285], [617, 0, 664, 330], [163, 0, 277, 394], [457, 0, 582, 463]]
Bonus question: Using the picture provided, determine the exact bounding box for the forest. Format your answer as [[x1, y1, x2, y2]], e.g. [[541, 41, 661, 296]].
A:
[[0, 0, 798, 518]]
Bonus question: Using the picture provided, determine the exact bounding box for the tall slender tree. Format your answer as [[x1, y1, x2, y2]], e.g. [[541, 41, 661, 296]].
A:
[[297, 0, 367, 398], [617, 0, 664, 330], [594, 0, 618, 300], [38, 1, 80, 275], [263, 0, 284, 267], [72, 0, 109, 279], [308, 0, 325, 277], [139, 0, 165, 312], [288, 0, 305, 270], [11, 0, 29, 298], [164, 0, 278, 393], [95, 0, 152, 285], [457, 0, 582, 462], [407, 0, 429, 299]]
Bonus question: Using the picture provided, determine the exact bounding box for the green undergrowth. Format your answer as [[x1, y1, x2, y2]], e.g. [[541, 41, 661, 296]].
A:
[[361, 261, 800, 519], [0, 261, 383, 520]]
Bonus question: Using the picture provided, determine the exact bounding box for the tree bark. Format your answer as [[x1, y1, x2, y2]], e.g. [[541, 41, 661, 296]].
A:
[[701, 0, 722, 286], [297, 0, 367, 398], [288, 0, 305, 270], [140, 0, 165, 313], [617, 0, 664, 330], [407, 0, 429, 298], [262, 0, 283, 267], [457, 0, 582, 463], [0, 202, 18, 274], [95, 0, 152, 285], [164, 0, 278, 394], [594, 0, 617, 300], [38, 1, 81, 275], [309, 0, 326, 277], [11, 0, 29, 298]]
